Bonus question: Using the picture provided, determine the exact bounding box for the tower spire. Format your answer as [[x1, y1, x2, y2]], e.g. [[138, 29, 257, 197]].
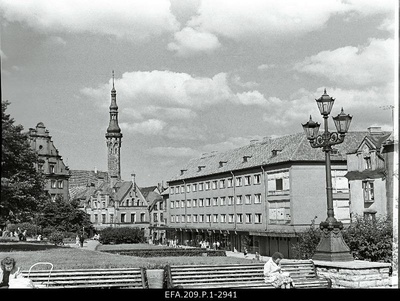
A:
[[112, 70, 115, 89]]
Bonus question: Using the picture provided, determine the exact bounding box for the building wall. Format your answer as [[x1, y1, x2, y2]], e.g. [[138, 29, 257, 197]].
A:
[[28, 123, 70, 201]]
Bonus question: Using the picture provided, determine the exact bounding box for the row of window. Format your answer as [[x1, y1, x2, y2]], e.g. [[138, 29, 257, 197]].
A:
[[50, 180, 64, 189], [170, 194, 262, 209], [171, 174, 262, 194], [170, 213, 263, 224], [93, 212, 146, 224]]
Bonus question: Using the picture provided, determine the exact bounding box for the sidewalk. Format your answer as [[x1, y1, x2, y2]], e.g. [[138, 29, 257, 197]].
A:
[[67, 239, 100, 251]]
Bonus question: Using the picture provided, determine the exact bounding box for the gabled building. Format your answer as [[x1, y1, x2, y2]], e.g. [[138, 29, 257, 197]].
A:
[[345, 127, 394, 219], [166, 131, 367, 258], [28, 122, 71, 201], [148, 186, 168, 244]]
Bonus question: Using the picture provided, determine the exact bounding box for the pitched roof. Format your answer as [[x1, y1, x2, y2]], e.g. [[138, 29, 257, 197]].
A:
[[168, 131, 369, 182], [140, 186, 158, 198], [69, 169, 108, 187]]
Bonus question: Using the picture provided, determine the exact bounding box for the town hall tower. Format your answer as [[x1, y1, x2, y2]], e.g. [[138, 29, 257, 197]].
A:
[[106, 71, 122, 187]]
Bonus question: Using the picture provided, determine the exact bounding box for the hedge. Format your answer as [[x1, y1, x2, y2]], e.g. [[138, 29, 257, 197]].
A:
[[102, 248, 227, 257]]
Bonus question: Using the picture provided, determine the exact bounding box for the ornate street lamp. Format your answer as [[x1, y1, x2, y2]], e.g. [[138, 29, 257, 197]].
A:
[[302, 89, 353, 261]]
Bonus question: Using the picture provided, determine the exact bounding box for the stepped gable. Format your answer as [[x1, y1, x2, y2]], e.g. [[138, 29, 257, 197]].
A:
[[170, 131, 369, 182]]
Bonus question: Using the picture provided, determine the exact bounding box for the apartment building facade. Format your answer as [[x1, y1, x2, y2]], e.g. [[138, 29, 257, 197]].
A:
[[166, 131, 367, 258]]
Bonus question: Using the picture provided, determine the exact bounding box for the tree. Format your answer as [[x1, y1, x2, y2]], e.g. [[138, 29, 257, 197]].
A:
[[37, 195, 93, 234], [1, 100, 48, 225]]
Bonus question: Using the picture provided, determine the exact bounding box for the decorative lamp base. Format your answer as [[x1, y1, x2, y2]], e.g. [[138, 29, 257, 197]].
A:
[[312, 220, 354, 262]]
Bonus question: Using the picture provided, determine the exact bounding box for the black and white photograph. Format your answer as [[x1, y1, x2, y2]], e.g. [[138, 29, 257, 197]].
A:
[[0, 0, 398, 292]]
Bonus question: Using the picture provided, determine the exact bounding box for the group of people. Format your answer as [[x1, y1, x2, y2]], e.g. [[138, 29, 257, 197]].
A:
[[0, 228, 27, 241]]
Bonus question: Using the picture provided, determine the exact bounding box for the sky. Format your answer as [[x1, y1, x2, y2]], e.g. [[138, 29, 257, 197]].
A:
[[1, 0, 398, 187]]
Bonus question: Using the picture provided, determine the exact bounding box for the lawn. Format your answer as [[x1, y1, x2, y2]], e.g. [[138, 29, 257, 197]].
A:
[[0, 242, 252, 271]]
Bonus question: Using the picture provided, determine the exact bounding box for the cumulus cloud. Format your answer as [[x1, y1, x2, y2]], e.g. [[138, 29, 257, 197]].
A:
[[0, 0, 179, 41], [167, 27, 221, 56], [149, 146, 201, 157], [120, 119, 166, 135], [293, 38, 394, 86]]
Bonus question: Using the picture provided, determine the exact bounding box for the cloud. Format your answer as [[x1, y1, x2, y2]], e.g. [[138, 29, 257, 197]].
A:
[[202, 136, 262, 153], [258, 64, 276, 71], [149, 146, 201, 157], [0, 0, 179, 41], [120, 119, 166, 135], [231, 74, 259, 88], [293, 38, 394, 86], [167, 27, 221, 56]]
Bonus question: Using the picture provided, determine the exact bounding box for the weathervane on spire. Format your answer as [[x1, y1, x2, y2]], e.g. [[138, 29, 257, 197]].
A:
[[112, 70, 115, 88]]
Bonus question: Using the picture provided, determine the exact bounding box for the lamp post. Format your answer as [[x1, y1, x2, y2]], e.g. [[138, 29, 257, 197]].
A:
[[302, 89, 354, 261]]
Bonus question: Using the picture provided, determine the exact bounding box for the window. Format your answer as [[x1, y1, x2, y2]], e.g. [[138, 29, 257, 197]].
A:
[[160, 213, 163, 222], [192, 184, 197, 192], [199, 214, 204, 223], [362, 181, 374, 202], [110, 214, 114, 224], [213, 214, 218, 223], [365, 156, 372, 169], [254, 194, 262, 204], [192, 199, 197, 207], [255, 213, 262, 223], [186, 185, 190, 193], [213, 197, 218, 206], [220, 197, 226, 206], [254, 174, 261, 185], [219, 180, 225, 189], [153, 213, 158, 222], [205, 198, 211, 206], [49, 164, 55, 174], [175, 187, 179, 194], [121, 213, 126, 223], [140, 213, 145, 222], [171, 215, 175, 223], [181, 200, 185, 208], [199, 198, 204, 207], [102, 214, 106, 223], [170, 200, 174, 209], [244, 175, 251, 186], [180, 186, 184, 193], [236, 195, 242, 205], [205, 182, 210, 190], [94, 214, 98, 223], [276, 178, 283, 190], [245, 195, 252, 204], [51, 180, 56, 189], [175, 215, 179, 223], [212, 181, 218, 190], [199, 183, 204, 191], [181, 215, 185, 223], [228, 214, 234, 223], [227, 178, 233, 188], [220, 214, 226, 223], [187, 199, 191, 208], [187, 215, 191, 223], [228, 196, 234, 205], [235, 177, 242, 187], [206, 214, 211, 223], [131, 213, 136, 223], [236, 214, 243, 223], [57, 180, 63, 189], [193, 215, 198, 223], [170, 186, 174, 195], [159, 202, 164, 210], [245, 213, 252, 223]]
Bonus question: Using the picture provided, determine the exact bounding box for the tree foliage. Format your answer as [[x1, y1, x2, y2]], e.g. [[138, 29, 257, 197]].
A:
[[1, 100, 48, 224], [36, 196, 94, 234], [292, 215, 393, 264], [99, 227, 145, 244]]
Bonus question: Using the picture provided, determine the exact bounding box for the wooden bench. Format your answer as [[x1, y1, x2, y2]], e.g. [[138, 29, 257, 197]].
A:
[[22, 267, 148, 288], [166, 260, 331, 289]]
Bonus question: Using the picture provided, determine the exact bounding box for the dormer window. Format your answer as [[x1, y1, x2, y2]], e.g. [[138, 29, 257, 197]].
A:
[[271, 149, 282, 157], [243, 155, 252, 163], [219, 161, 227, 167], [180, 169, 187, 175], [198, 165, 205, 171]]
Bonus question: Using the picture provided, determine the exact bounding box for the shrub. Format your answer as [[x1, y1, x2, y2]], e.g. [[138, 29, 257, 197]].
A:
[[292, 214, 393, 264], [99, 227, 145, 244], [342, 214, 393, 263], [49, 231, 64, 246]]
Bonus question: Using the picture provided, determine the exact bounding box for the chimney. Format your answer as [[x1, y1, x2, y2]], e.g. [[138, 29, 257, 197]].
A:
[[368, 126, 382, 135], [131, 172, 136, 188]]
